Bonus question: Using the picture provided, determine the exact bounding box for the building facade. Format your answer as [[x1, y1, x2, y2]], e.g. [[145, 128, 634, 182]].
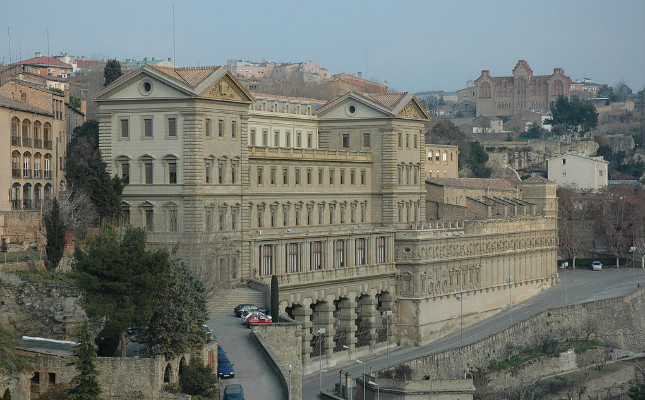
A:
[[547, 153, 608, 189], [97, 65, 557, 372], [425, 144, 459, 178], [458, 60, 571, 118]]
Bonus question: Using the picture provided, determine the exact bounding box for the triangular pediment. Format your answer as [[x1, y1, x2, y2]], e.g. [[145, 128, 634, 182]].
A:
[[316, 92, 394, 119], [96, 68, 195, 100], [396, 97, 430, 120], [198, 72, 254, 103]]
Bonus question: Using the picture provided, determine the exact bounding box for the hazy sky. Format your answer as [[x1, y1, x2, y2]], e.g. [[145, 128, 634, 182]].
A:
[[2, 0, 644, 93]]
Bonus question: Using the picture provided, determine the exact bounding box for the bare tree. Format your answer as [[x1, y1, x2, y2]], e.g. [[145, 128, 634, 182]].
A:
[[58, 186, 98, 237]]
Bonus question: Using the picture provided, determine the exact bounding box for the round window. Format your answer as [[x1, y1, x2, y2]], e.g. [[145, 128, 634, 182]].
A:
[[139, 80, 153, 95], [346, 104, 357, 116]]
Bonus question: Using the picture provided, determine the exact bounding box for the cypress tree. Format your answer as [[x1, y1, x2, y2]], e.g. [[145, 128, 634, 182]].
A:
[[103, 59, 122, 87], [2, 388, 11, 400], [271, 274, 279, 321], [44, 198, 66, 271], [68, 323, 102, 400]]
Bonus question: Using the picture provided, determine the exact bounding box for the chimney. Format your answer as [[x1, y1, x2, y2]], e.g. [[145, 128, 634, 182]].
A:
[[35, 51, 42, 58], [357, 72, 362, 80]]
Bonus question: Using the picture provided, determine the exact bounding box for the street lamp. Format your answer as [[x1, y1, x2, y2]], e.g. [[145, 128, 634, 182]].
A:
[[631, 247, 637, 290], [316, 327, 326, 393], [287, 363, 292, 400], [355, 359, 365, 400], [561, 262, 569, 306], [368, 381, 380, 400], [456, 294, 466, 346], [506, 277, 514, 325], [382, 310, 392, 367], [342, 344, 352, 363]]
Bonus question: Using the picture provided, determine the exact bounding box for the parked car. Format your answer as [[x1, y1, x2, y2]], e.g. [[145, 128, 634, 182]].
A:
[[217, 359, 235, 378], [223, 384, 245, 400], [246, 314, 272, 327], [236, 305, 267, 317], [592, 261, 603, 271], [217, 345, 228, 361], [241, 310, 272, 323], [234, 304, 255, 317]]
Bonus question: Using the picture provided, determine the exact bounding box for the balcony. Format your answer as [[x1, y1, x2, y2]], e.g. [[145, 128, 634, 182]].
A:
[[10, 200, 20, 210], [11, 136, 20, 146], [23, 199, 33, 210], [44, 170, 52, 180], [33, 169, 42, 179], [12, 169, 21, 178], [23, 169, 31, 178], [34, 139, 42, 148], [44, 140, 53, 150], [34, 199, 42, 209], [22, 137, 32, 147]]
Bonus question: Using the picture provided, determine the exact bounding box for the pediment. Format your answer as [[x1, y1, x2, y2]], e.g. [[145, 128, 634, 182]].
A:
[[396, 98, 429, 120], [96, 69, 194, 100], [316, 92, 393, 120], [198, 73, 254, 103]]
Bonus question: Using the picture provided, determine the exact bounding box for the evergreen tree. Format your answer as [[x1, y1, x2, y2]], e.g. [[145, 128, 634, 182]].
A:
[[2, 388, 11, 400], [629, 382, 645, 400], [74, 225, 168, 356], [271, 274, 279, 321], [469, 141, 492, 178], [65, 121, 123, 224], [103, 59, 122, 87], [549, 96, 598, 133], [44, 198, 66, 271], [67, 323, 103, 400], [135, 259, 207, 358]]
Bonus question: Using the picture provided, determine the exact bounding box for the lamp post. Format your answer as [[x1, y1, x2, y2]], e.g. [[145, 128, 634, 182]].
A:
[[316, 327, 326, 394], [342, 344, 352, 363], [562, 262, 569, 306], [631, 247, 637, 290], [506, 277, 514, 326], [456, 294, 466, 346], [356, 359, 365, 400], [287, 363, 292, 400], [382, 310, 392, 367], [368, 381, 380, 400]]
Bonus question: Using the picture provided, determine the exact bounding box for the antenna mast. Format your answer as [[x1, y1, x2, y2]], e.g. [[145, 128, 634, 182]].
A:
[[172, 5, 176, 68], [7, 27, 11, 63]]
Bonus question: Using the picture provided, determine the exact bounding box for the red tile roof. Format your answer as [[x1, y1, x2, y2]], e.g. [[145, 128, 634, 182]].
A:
[[11, 56, 72, 68]]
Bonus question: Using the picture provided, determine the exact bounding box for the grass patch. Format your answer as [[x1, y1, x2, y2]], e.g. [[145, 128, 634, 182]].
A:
[[14, 269, 77, 285], [0, 249, 43, 263], [489, 339, 601, 372]]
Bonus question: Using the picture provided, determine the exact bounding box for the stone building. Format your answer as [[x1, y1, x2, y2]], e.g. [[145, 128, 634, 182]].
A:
[[424, 144, 458, 179], [96, 64, 558, 373], [457, 60, 571, 118], [547, 153, 609, 190]]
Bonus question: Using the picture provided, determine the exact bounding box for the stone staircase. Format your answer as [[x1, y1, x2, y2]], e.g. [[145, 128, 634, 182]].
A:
[[208, 286, 267, 314]]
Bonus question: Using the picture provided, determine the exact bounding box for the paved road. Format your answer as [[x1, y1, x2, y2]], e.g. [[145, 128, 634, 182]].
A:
[[207, 312, 286, 400], [303, 267, 645, 399]]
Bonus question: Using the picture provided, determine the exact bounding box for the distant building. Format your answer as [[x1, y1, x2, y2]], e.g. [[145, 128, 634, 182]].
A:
[[226, 59, 330, 82], [547, 153, 608, 190], [121, 57, 174, 71], [570, 77, 603, 100], [9, 52, 73, 78], [327, 72, 388, 96], [458, 60, 571, 118], [425, 144, 459, 178]]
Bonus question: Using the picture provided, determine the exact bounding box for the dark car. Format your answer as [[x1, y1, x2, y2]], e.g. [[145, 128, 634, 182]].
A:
[[217, 345, 228, 361], [234, 304, 255, 316], [223, 384, 245, 400], [218, 359, 235, 379]]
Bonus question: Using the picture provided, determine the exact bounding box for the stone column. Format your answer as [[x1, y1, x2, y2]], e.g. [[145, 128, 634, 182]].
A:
[[337, 298, 357, 351], [292, 305, 313, 361], [316, 302, 335, 356], [359, 296, 378, 347]]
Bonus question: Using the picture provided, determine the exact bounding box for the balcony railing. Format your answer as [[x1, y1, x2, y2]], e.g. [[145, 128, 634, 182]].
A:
[[34, 139, 42, 148], [44, 140, 53, 149], [34, 199, 42, 209], [10, 200, 20, 210], [33, 169, 41, 179], [23, 169, 31, 178], [22, 137, 32, 147], [11, 136, 20, 146], [23, 199, 33, 210], [44, 170, 52, 179], [12, 168, 21, 178]]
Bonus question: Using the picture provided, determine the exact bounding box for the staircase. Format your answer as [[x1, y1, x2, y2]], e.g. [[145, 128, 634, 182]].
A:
[[208, 286, 267, 314]]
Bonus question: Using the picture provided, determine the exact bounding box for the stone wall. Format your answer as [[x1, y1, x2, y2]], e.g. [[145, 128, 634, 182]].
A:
[[252, 322, 302, 400], [382, 286, 645, 380], [0, 272, 85, 339], [0, 211, 44, 250]]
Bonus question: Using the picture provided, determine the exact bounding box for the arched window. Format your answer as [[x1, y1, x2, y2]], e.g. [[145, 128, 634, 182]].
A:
[[34, 153, 42, 179], [478, 82, 491, 98], [11, 151, 21, 178], [23, 183, 33, 209], [44, 183, 53, 209], [44, 154, 52, 179], [23, 152, 32, 178], [553, 80, 564, 96], [34, 183, 42, 209], [33, 121, 42, 148], [516, 78, 527, 98], [22, 119, 31, 146], [43, 123, 52, 149], [11, 117, 20, 145], [10, 183, 21, 210]]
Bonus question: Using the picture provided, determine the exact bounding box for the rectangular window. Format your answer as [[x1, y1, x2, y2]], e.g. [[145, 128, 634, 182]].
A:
[[260, 245, 273, 276], [360, 170, 366, 185], [168, 117, 177, 137], [414, 134, 418, 148], [562, 158, 566, 165], [356, 238, 366, 266], [120, 119, 129, 138], [168, 208, 178, 232], [329, 169, 335, 185], [295, 208, 301, 226], [398, 133, 402, 148], [311, 241, 322, 270], [342, 133, 350, 148], [257, 167, 263, 184], [307, 133, 313, 148], [283, 168, 289, 185], [406, 134, 410, 148], [218, 119, 224, 137], [287, 243, 299, 273], [145, 162, 153, 184], [231, 208, 238, 230], [262, 130, 268, 146], [274, 131, 280, 147], [121, 162, 130, 184], [350, 169, 355, 185], [250, 129, 256, 146], [257, 208, 263, 227], [335, 240, 345, 268], [144, 118, 153, 137], [442, 152, 447, 162], [231, 163, 237, 184], [377, 237, 386, 263], [340, 169, 345, 185], [270, 168, 276, 185], [270, 208, 276, 227], [306, 169, 312, 185], [362, 133, 370, 148], [295, 168, 301, 185], [296, 132, 302, 147], [286, 132, 291, 147], [145, 209, 154, 231], [205, 118, 212, 137], [168, 162, 177, 184], [231, 120, 237, 138], [205, 209, 213, 231], [318, 168, 324, 185], [307, 207, 312, 225], [218, 165, 224, 184], [598, 170, 603, 177]]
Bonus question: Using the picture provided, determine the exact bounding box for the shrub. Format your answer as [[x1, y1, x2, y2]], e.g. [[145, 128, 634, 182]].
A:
[[179, 359, 217, 398]]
